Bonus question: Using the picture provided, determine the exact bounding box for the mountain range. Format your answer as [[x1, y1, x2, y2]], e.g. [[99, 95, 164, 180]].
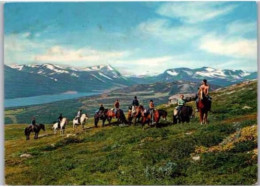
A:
[[5, 63, 257, 99]]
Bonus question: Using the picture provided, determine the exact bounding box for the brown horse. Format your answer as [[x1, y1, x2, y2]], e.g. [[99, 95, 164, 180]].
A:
[[128, 105, 144, 125], [94, 108, 127, 127], [198, 89, 210, 125], [141, 109, 162, 127]]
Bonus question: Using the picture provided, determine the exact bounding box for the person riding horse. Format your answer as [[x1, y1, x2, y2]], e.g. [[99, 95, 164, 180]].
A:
[[57, 113, 63, 128], [29, 117, 37, 131], [131, 96, 139, 116], [114, 99, 120, 115], [76, 109, 82, 124], [147, 100, 155, 124], [196, 79, 212, 111], [176, 94, 186, 117], [96, 104, 105, 116]]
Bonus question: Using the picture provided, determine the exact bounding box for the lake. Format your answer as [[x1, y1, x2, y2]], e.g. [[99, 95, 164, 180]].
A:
[[5, 92, 100, 108]]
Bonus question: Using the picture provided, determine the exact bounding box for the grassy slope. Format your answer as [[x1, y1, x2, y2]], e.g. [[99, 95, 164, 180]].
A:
[[5, 81, 257, 185]]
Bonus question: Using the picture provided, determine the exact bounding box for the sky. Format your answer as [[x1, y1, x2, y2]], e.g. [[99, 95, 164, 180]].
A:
[[4, 2, 257, 76]]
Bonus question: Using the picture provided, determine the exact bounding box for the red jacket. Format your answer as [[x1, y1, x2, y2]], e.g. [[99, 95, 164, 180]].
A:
[[114, 101, 120, 108]]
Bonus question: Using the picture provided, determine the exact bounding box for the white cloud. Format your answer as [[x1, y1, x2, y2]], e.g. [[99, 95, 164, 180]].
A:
[[226, 21, 256, 36], [157, 2, 236, 24], [4, 33, 49, 64], [34, 46, 129, 63], [199, 34, 256, 59], [137, 19, 202, 42], [4, 33, 130, 66]]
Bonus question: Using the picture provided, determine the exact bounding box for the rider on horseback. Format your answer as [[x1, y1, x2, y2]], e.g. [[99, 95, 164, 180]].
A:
[[114, 99, 120, 115], [29, 116, 36, 131], [148, 100, 155, 124], [57, 113, 63, 128], [176, 94, 186, 116], [97, 104, 105, 115], [76, 109, 82, 124], [131, 96, 139, 116], [196, 79, 212, 111]]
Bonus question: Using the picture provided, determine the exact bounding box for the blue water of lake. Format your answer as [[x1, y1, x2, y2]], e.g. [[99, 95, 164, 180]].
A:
[[5, 92, 100, 108]]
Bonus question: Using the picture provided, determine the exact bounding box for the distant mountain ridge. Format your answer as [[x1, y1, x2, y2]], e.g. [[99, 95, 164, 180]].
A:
[[5, 64, 257, 99], [136, 67, 257, 86]]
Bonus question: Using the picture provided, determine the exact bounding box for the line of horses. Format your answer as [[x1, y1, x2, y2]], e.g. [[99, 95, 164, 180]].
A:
[[24, 91, 211, 140]]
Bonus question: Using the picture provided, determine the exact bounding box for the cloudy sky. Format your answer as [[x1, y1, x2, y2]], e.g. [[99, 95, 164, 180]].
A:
[[4, 2, 257, 75]]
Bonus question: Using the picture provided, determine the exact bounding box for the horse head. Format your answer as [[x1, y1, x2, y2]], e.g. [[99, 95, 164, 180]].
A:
[[39, 124, 45, 131]]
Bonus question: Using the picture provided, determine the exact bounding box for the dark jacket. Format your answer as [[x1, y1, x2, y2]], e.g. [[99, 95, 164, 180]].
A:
[[132, 99, 139, 106], [99, 106, 105, 111], [31, 119, 36, 126], [58, 115, 63, 121]]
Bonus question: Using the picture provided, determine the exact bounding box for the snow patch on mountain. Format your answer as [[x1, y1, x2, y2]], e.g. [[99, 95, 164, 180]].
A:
[[9, 65, 24, 71], [195, 69, 226, 78], [98, 72, 112, 80], [183, 70, 193, 76], [91, 74, 105, 83], [205, 67, 215, 72], [107, 65, 114, 71], [71, 73, 79, 78], [167, 70, 178, 76]]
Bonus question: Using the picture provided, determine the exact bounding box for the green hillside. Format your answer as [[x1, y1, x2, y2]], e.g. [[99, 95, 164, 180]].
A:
[[5, 80, 257, 185]]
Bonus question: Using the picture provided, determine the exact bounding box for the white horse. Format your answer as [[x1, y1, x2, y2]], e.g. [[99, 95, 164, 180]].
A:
[[53, 118, 69, 135], [73, 114, 89, 130]]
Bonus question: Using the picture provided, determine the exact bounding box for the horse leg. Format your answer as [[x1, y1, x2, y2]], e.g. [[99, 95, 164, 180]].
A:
[[95, 118, 99, 128], [199, 110, 203, 125], [102, 119, 106, 127], [26, 131, 30, 140], [173, 115, 177, 124], [204, 112, 208, 124]]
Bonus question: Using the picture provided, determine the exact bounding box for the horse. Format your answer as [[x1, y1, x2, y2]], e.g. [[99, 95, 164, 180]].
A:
[[94, 109, 107, 127], [198, 90, 210, 125], [141, 109, 163, 127], [127, 105, 144, 125], [53, 118, 69, 135], [94, 108, 127, 127], [173, 106, 193, 124], [24, 124, 45, 140], [73, 114, 89, 130], [158, 109, 168, 120]]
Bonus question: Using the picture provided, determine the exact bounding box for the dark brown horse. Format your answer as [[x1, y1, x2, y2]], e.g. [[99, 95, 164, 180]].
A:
[[94, 109, 127, 127], [198, 90, 210, 125], [173, 106, 193, 124], [127, 105, 144, 125], [24, 124, 45, 140], [142, 109, 167, 127]]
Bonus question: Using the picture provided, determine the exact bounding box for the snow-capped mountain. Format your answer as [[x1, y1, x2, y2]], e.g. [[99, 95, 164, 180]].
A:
[[152, 67, 256, 86], [5, 64, 256, 99], [5, 64, 133, 99], [9, 64, 125, 83]]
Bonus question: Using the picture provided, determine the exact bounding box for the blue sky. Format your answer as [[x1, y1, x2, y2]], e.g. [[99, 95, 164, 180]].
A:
[[4, 2, 257, 75]]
